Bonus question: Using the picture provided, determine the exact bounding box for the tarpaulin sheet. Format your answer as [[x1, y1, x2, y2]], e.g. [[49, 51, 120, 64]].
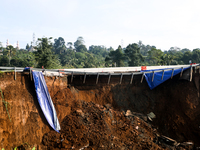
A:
[[141, 67, 190, 90], [32, 71, 60, 132]]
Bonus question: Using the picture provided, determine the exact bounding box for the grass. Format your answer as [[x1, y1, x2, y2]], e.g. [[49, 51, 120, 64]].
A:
[[0, 87, 11, 122]]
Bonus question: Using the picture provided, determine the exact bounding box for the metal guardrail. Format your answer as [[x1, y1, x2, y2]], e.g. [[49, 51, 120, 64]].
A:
[[0, 64, 199, 84]]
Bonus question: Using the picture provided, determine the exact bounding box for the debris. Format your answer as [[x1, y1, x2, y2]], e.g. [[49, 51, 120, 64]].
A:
[[147, 116, 153, 122], [104, 103, 112, 109], [147, 112, 156, 119], [125, 110, 132, 117], [177, 142, 194, 150], [158, 135, 177, 146], [76, 109, 84, 117]]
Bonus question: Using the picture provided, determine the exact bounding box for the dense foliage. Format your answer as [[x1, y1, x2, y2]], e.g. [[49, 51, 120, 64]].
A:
[[0, 37, 199, 69]]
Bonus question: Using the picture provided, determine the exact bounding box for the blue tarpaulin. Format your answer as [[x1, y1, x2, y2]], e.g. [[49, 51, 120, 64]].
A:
[[141, 67, 190, 90], [32, 71, 60, 132]]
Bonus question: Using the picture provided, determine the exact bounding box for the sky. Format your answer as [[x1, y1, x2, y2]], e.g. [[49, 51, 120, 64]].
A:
[[0, 0, 200, 51]]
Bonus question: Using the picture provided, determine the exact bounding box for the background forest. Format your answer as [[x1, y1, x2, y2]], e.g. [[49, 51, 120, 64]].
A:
[[0, 36, 199, 69]]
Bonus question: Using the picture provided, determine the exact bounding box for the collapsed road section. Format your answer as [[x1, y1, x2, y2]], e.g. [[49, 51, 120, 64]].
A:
[[0, 64, 200, 149]]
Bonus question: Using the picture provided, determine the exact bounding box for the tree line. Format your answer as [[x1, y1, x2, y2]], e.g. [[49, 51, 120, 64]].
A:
[[0, 37, 199, 69]]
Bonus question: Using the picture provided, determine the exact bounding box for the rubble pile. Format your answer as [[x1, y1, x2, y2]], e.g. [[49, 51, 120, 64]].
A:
[[42, 100, 195, 150]]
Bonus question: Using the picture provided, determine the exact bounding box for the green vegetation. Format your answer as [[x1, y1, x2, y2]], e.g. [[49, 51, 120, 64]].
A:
[[1, 142, 36, 150], [0, 37, 198, 69], [0, 87, 11, 122]]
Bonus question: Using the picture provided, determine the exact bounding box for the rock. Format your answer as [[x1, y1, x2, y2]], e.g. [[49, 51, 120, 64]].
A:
[[76, 109, 84, 117], [178, 142, 194, 150], [125, 110, 132, 117], [104, 103, 112, 109], [147, 112, 156, 119], [159, 135, 177, 146], [61, 139, 71, 149], [147, 116, 153, 122]]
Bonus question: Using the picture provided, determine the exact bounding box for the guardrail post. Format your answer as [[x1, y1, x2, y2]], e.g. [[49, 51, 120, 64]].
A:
[[141, 73, 145, 83], [14, 67, 16, 80], [83, 73, 86, 84], [96, 73, 99, 84], [171, 69, 174, 79], [59, 70, 60, 81], [119, 73, 123, 84], [108, 73, 111, 84], [30, 68, 32, 81], [130, 73, 134, 84], [190, 66, 193, 82], [180, 67, 183, 77], [152, 71, 155, 82], [45, 69, 47, 80], [71, 72, 73, 83], [161, 70, 165, 80]]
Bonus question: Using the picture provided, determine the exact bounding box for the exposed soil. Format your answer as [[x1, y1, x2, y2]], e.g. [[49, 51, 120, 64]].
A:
[[0, 72, 200, 149]]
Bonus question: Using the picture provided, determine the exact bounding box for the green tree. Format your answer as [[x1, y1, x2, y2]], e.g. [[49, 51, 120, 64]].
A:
[[124, 43, 143, 66], [182, 51, 192, 64], [146, 48, 163, 65], [181, 48, 190, 54], [138, 41, 151, 56], [67, 42, 73, 50], [160, 53, 174, 65], [35, 37, 61, 69], [6, 45, 16, 66], [74, 37, 84, 49], [53, 37, 67, 54], [105, 45, 126, 67], [89, 45, 108, 57], [11, 49, 36, 67], [0, 55, 9, 66], [26, 44, 30, 50], [192, 49, 200, 63], [76, 45, 87, 52], [60, 49, 76, 68]]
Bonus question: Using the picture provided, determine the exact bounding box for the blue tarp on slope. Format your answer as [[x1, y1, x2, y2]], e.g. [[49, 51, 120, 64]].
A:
[[141, 67, 190, 90], [32, 71, 60, 132]]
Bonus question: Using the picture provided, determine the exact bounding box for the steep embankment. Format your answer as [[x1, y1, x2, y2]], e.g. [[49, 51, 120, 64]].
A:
[[0, 72, 200, 149]]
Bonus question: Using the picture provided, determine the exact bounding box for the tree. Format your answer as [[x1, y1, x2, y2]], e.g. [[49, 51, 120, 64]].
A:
[[67, 42, 73, 50], [76, 45, 87, 52], [60, 49, 76, 67], [74, 36, 85, 49], [35, 37, 61, 69], [124, 43, 143, 66], [6, 45, 16, 66], [53, 37, 67, 54], [182, 51, 192, 64], [138, 41, 149, 56], [89, 45, 109, 57], [105, 45, 126, 67], [26, 44, 30, 50], [0, 55, 9, 66], [192, 49, 200, 63], [146, 48, 163, 65], [181, 48, 190, 54], [11, 49, 36, 67], [160, 53, 174, 65]]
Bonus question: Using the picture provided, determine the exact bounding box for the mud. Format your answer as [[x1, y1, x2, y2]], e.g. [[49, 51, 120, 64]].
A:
[[0, 72, 200, 149]]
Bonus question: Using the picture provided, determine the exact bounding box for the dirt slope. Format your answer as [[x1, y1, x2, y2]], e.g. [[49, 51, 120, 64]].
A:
[[0, 72, 200, 149]]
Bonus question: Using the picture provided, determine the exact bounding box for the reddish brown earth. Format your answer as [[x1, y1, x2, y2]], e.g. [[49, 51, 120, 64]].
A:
[[0, 72, 200, 149]]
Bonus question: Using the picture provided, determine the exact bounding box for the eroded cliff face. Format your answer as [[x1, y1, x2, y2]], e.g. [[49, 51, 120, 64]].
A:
[[0, 72, 200, 149]]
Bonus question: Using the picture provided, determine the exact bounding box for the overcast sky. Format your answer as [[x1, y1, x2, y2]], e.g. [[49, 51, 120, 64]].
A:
[[0, 0, 200, 51]]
